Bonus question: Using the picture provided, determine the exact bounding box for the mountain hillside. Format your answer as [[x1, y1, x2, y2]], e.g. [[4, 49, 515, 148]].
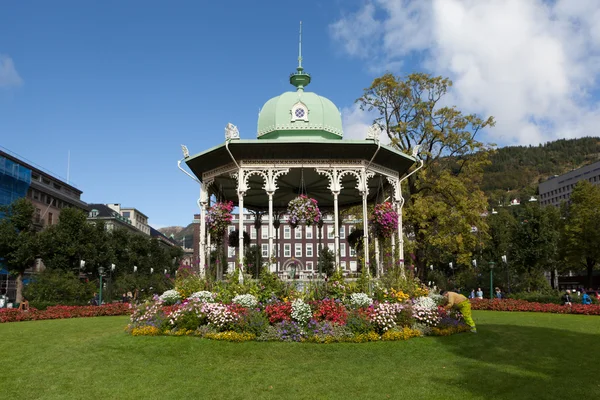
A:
[[158, 224, 194, 247], [483, 136, 600, 204]]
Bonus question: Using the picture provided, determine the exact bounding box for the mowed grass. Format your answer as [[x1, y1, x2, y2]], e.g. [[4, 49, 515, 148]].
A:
[[1, 311, 599, 400]]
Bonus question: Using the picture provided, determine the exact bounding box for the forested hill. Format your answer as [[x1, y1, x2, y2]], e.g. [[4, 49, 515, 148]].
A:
[[483, 136, 600, 202]]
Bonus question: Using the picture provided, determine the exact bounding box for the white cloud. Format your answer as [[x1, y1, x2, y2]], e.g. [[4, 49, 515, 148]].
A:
[[0, 55, 23, 87], [330, 0, 600, 145]]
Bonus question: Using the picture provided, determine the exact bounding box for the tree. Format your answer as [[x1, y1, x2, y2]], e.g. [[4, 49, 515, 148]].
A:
[[357, 73, 495, 273], [317, 247, 335, 277], [563, 181, 600, 288], [0, 198, 39, 302], [510, 204, 560, 291]]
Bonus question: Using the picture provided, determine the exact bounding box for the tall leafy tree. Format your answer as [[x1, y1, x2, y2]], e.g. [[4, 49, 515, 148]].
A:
[[510, 204, 560, 291], [563, 181, 600, 288], [357, 73, 495, 271], [0, 198, 39, 302]]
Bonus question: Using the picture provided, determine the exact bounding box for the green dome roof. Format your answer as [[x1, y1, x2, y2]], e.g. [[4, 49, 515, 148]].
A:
[[257, 88, 343, 140], [257, 23, 343, 140]]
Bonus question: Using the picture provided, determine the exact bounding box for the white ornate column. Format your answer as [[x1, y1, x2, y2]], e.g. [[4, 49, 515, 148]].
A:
[[199, 180, 211, 278], [387, 176, 405, 276], [374, 237, 380, 278], [263, 168, 289, 272], [316, 168, 343, 269], [360, 169, 374, 275], [232, 170, 247, 284], [333, 191, 340, 268]]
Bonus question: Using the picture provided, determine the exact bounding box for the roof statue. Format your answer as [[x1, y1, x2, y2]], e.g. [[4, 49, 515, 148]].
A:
[[225, 122, 240, 140], [181, 144, 190, 158], [366, 123, 382, 142]]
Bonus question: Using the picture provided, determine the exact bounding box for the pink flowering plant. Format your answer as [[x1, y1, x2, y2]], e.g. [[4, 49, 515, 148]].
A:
[[369, 202, 398, 239], [287, 195, 322, 229], [206, 201, 234, 237]]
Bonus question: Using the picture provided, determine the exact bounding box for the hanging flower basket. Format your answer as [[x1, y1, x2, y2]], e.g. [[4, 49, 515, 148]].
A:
[[369, 202, 398, 239], [206, 201, 234, 238], [287, 195, 322, 229]]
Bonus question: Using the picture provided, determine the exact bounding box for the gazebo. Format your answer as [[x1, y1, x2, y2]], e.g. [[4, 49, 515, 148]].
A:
[[179, 37, 419, 280]]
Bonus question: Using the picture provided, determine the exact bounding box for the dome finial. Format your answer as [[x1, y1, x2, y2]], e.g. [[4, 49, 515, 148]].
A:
[[290, 21, 311, 91], [298, 21, 303, 70]]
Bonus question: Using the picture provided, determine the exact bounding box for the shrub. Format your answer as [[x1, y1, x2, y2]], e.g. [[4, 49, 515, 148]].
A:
[[188, 291, 216, 303], [345, 309, 373, 334], [257, 320, 306, 342], [232, 294, 258, 308], [204, 331, 256, 342], [412, 306, 441, 327], [305, 321, 353, 343], [347, 293, 373, 309], [234, 309, 271, 336], [264, 302, 292, 323], [159, 290, 181, 305], [381, 327, 421, 341], [24, 269, 95, 307], [312, 299, 348, 325], [291, 299, 312, 324], [369, 302, 404, 333]]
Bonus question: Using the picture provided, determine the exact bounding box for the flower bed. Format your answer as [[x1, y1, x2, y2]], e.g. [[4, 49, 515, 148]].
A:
[[0, 303, 131, 323], [470, 299, 600, 315], [126, 291, 470, 343]]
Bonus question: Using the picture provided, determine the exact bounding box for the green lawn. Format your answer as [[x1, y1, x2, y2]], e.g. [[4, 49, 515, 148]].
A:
[[1, 311, 599, 400]]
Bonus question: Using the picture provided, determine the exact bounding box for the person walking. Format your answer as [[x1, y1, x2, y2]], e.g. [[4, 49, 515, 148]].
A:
[[441, 290, 477, 333]]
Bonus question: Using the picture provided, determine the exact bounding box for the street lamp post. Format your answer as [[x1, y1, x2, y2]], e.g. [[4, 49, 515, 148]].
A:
[[502, 255, 509, 294], [489, 261, 495, 299], [98, 266, 105, 306]]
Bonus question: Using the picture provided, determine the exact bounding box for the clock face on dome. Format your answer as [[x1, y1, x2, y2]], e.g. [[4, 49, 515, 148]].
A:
[[291, 102, 308, 122]]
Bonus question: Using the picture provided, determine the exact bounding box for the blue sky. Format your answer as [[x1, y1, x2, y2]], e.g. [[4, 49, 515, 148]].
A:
[[2, 0, 599, 228]]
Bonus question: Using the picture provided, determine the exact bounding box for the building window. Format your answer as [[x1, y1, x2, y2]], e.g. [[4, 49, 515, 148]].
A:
[[295, 227, 302, 239], [341, 261, 347, 270], [350, 246, 356, 257], [284, 226, 291, 239], [327, 243, 334, 252], [228, 246, 235, 258], [295, 243, 302, 257], [306, 261, 313, 271], [261, 226, 268, 239], [228, 225, 235, 234], [306, 243, 313, 257], [228, 262, 235, 271], [340, 243, 346, 257], [306, 226, 313, 239], [350, 261, 357, 271], [123, 211, 130, 218], [340, 226, 345, 239], [327, 225, 334, 239], [251, 227, 257, 239], [284, 244, 291, 257], [48, 212, 53, 225], [262, 244, 268, 257]]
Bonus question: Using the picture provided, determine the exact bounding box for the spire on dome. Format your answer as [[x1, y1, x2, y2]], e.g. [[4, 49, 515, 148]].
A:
[[290, 21, 311, 91]]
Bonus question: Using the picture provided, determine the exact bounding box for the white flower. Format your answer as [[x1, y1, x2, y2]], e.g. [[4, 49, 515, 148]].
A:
[[232, 294, 258, 308], [348, 293, 373, 308], [159, 289, 181, 305], [189, 291, 216, 303], [291, 299, 312, 324]]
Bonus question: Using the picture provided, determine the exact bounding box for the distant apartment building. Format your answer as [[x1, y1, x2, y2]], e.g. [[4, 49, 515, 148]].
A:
[[539, 160, 600, 207], [106, 203, 150, 235], [0, 149, 88, 227], [87, 204, 139, 233], [193, 213, 360, 276]]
